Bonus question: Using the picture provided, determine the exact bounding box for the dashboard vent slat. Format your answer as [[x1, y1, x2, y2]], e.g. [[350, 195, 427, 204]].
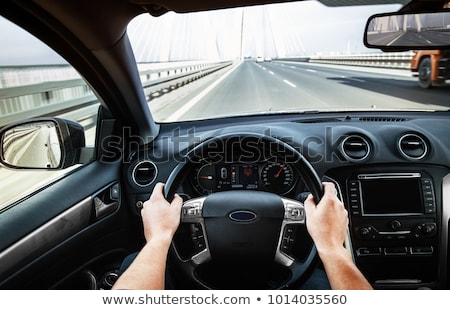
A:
[[132, 161, 158, 187], [359, 117, 406, 122], [340, 135, 371, 162], [397, 134, 428, 160]]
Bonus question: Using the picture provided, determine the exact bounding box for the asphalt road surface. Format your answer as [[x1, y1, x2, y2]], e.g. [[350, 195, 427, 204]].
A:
[[368, 29, 450, 47], [154, 60, 450, 122]]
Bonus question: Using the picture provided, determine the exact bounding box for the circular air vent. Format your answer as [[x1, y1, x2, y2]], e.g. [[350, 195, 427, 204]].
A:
[[340, 135, 371, 162], [397, 133, 428, 160], [132, 161, 158, 187]]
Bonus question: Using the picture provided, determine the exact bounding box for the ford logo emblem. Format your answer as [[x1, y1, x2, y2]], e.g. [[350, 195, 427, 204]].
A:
[[229, 210, 257, 222]]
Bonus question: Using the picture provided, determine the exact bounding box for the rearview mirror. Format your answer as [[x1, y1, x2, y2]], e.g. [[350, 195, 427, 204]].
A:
[[365, 11, 450, 51], [0, 118, 86, 169]]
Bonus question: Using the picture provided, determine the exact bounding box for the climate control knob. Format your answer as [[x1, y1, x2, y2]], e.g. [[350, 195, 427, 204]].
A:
[[357, 225, 378, 239], [359, 227, 370, 236], [421, 223, 437, 236], [391, 220, 402, 231]]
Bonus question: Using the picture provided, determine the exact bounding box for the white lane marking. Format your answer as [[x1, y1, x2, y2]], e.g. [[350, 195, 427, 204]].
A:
[[290, 66, 296, 69], [165, 63, 241, 122], [283, 79, 297, 88], [341, 75, 365, 83], [269, 71, 274, 75], [306, 69, 317, 73], [387, 33, 404, 46]]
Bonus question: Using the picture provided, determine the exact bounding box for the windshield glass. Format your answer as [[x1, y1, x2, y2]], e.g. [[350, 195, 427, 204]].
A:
[[127, 1, 450, 123]]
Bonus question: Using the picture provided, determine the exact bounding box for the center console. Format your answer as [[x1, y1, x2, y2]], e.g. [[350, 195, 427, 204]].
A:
[[344, 171, 441, 288]]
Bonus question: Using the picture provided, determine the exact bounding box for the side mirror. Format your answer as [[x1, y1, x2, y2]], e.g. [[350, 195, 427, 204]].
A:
[[364, 10, 450, 51], [0, 118, 86, 169]]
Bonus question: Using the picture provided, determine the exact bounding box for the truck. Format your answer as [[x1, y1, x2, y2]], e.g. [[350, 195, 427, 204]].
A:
[[410, 50, 450, 88]]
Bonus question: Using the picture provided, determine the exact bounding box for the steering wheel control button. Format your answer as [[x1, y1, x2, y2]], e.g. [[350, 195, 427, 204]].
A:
[[280, 225, 298, 255], [283, 201, 305, 222], [183, 204, 201, 218], [190, 224, 206, 252], [181, 198, 205, 221], [288, 207, 303, 219]]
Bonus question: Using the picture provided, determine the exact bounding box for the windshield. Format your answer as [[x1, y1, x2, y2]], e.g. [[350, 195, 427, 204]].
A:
[[127, 1, 450, 123]]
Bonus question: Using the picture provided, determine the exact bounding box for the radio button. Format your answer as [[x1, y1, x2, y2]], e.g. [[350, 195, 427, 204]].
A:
[[350, 193, 359, 198], [348, 180, 361, 213], [349, 180, 359, 187], [410, 246, 433, 255], [421, 179, 432, 185], [384, 247, 407, 255], [421, 178, 436, 214], [424, 196, 434, 202], [424, 201, 435, 214], [357, 247, 382, 256]]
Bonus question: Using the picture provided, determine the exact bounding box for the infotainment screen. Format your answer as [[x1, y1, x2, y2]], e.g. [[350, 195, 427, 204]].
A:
[[360, 178, 423, 215]]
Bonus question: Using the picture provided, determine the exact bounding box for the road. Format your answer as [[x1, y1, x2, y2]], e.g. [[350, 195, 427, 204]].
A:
[[154, 60, 450, 122], [2, 123, 60, 168], [2, 61, 450, 209], [368, 29, 450, 47]]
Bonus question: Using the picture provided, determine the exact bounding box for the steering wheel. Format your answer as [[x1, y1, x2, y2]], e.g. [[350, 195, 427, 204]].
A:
[[164, 133, 324, 289]]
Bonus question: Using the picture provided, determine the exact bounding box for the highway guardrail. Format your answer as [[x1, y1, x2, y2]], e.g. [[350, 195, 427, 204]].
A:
[[278, 52, 414, 69], [0, 60, 233, 128]]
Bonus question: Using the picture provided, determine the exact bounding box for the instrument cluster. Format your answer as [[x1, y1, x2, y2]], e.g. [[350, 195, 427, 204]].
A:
[[191, 160, 299, 196]]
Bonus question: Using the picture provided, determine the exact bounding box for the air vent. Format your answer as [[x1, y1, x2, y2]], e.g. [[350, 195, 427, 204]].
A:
[[295, 118, 342, 123], [397, 134, 428, 160], [132, 161, 158, 187], [359, 117, 406, 122], [340, 135, 371, 162]]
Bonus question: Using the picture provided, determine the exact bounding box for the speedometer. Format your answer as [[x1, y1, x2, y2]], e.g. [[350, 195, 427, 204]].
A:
[[260, 162, 295, 194]]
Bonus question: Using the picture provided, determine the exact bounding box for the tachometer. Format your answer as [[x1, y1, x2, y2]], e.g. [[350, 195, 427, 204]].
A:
[[195, 164, 215, 194], [260, 162, 295, 194]]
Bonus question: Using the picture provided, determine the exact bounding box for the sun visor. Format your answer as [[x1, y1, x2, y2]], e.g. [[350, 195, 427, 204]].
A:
[[318, 0, 410, 6]]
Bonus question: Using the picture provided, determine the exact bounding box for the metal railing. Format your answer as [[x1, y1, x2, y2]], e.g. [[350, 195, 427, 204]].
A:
[[277, 52, 414, 69], [141, 61, 232, 98], [0, 60, 233, 128], [308, 52, 414, 69]]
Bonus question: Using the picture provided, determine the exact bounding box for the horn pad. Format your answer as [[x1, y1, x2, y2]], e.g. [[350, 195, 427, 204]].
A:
[[203, 191, 284, 263]]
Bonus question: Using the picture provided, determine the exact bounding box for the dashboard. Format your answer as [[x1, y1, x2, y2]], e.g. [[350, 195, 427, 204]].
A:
[[123, 111, 450, 289]]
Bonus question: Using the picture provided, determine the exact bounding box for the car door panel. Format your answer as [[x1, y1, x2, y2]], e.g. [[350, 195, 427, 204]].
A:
[[0, 161, 142, 289]]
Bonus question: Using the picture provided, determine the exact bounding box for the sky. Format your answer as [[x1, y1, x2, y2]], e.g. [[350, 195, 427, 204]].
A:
[[0, 16, 67, 65], [0, 1, 401, 65], [128, 1, 401, 62]]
